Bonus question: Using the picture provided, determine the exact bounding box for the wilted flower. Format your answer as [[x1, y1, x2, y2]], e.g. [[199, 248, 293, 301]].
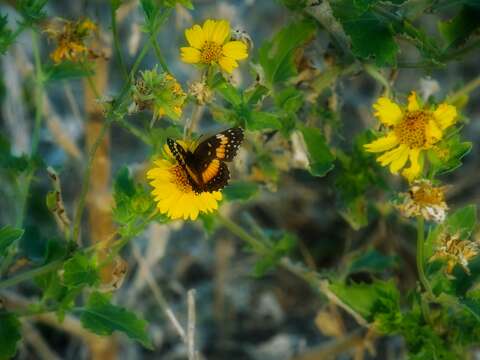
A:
[[364, 92, 457, 182], [429, 232, 480, 276], [396, 179, 448, 223], [188, 81, 213, 105], [132, 68, 186, 120], [146, 141, 222, 221], [46, 18, 98, 63], [180, 19, 248, 73]]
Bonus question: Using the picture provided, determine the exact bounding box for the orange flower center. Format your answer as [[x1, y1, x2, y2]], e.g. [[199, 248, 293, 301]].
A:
[[201, 41, 222, 64], [169, 165, 192, 193], [394, 110, 430, 149]]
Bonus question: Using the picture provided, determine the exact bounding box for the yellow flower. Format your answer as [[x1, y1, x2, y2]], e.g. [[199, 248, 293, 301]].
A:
[[47, 19, 97, 64], [180, 19, 248, 73], [364, 92, 457, 182], [396, 179, 448, 223], [429, 232, 479, 276], [146, 142, 222, 221]]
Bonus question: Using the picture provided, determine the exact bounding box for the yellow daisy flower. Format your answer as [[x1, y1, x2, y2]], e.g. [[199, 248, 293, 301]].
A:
[[180, 19, 248, 73], [364, 92, 457, 182], [146, 142, 222, 221]]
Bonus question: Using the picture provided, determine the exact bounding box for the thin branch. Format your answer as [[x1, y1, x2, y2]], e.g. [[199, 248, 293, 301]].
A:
[[187, 289, 198, 360]]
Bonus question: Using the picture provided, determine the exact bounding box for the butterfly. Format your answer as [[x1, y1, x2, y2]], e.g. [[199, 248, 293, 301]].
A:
[[167, 127, 244, 193]]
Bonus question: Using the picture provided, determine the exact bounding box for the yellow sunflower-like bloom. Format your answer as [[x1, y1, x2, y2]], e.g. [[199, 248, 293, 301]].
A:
[[180, 19, 248, 73], [146, 142, 222, 221], [364, 92, 457, 182]]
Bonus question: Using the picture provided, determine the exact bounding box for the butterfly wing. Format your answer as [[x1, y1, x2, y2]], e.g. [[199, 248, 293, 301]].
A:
[[193, 127, 243, 192]]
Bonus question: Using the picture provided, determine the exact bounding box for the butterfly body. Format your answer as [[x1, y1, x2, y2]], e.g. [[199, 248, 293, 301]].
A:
[[167, 127, 244, 193]]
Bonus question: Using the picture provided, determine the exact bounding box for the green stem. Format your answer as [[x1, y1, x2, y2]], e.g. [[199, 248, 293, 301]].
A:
[[0, 260, 63, 290], [447, 75, 480, 105], [217, 214, 269, 255], [364, 64, 391, 97], [111, 0, 129, 81], [417, 217, 433, 297], [116, 117, 151, 144], [151, 37, 169, 73]]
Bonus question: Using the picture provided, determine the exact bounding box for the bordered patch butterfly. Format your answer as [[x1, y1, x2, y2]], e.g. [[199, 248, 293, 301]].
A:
[[167, 127, 244, 193]]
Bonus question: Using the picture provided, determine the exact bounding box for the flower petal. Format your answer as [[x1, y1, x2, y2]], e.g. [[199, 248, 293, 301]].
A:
[[202, 19, 216, 42], [402, 149, 422, 182], [389, 145, 409, 173], [407, 91, 420, 111], [434, 103, 457, 130], [185, 24, 205, 49], [180, 47, 201, 64], [426, 120, 442, 144], [364, 132, 399, 153], [218, 56, 238, 73], [373, 97, 403, 126], [377, 145, 406, 167], [212, 20, 230, 44], [222, 41, 248, 60]]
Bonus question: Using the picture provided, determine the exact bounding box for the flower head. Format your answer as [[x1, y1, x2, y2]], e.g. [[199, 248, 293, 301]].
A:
[[46, 19, 98, 64], [429, 232, 479, 276], [132, 68, 186, 120], [396, 179, 448, 223], [180, 19, 248, 73], [364, 92, 457, 182], [146, 142, 222, 221], [188, 81, 214, 105]]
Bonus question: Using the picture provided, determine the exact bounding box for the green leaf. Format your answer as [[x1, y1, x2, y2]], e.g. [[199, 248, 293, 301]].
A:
[[114, 167, 136, 198], [63, 253, 99, 288], [446, 205, 477, 238], [299, 126, 335, 177], [348, 249, 398, 274], [18, 0, 48, 25], [0, 313, 21, 360], [0, 134, 29, 173], [332, 0, 398, 66], [19, 226, 48, 263], [80, 292, 153, 349], [44, 62, 94, 82], [275, 87, 304, 113], [258, 20, 316, 86], [223, 181, 259, 202], [0, 225, 24, 257], [215, 78, 242, 106], [0, 15, 14, 55], [246, 111, 282, 131], [439, 5, 480, 48], [253, 231, 296, 277], [244, 84, 269, 106], [329, 280, 400, 321], [428, 134, 471, 176]]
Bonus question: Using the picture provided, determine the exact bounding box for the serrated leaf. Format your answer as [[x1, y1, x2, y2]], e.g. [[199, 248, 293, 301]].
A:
[[80, 292, 153, 349], [446, 205, 477, 237], [63, 253, 99, 288], [0, 313, 21, 360], [258, 20, 316, 86], [224, 181, 259, 202], [299, 126, 335, 177], [332, 0, 398, 66], [0, 225, 24, 257], [18, 0, 48, 24]]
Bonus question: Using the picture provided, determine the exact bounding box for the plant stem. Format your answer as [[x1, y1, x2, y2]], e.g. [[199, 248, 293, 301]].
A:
[[216, 214, 269, 255], [0, 260, 63, 290], [151, 37, 169, 73], [116, 117, 151, 144], [364, 64, 391, 97], [110, 0, 129, 81], [417, 217, 433, 297], [447, 74, 480, 105]]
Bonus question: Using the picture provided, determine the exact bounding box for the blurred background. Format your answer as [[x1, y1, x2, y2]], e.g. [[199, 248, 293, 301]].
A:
[[1, 0, 480, 359]]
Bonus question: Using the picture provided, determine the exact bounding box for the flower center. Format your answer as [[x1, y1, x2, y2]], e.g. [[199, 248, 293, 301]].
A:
[[394, 110, 430, 149], [169, 165, 192, 193], [201, 41, 222, 64]]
